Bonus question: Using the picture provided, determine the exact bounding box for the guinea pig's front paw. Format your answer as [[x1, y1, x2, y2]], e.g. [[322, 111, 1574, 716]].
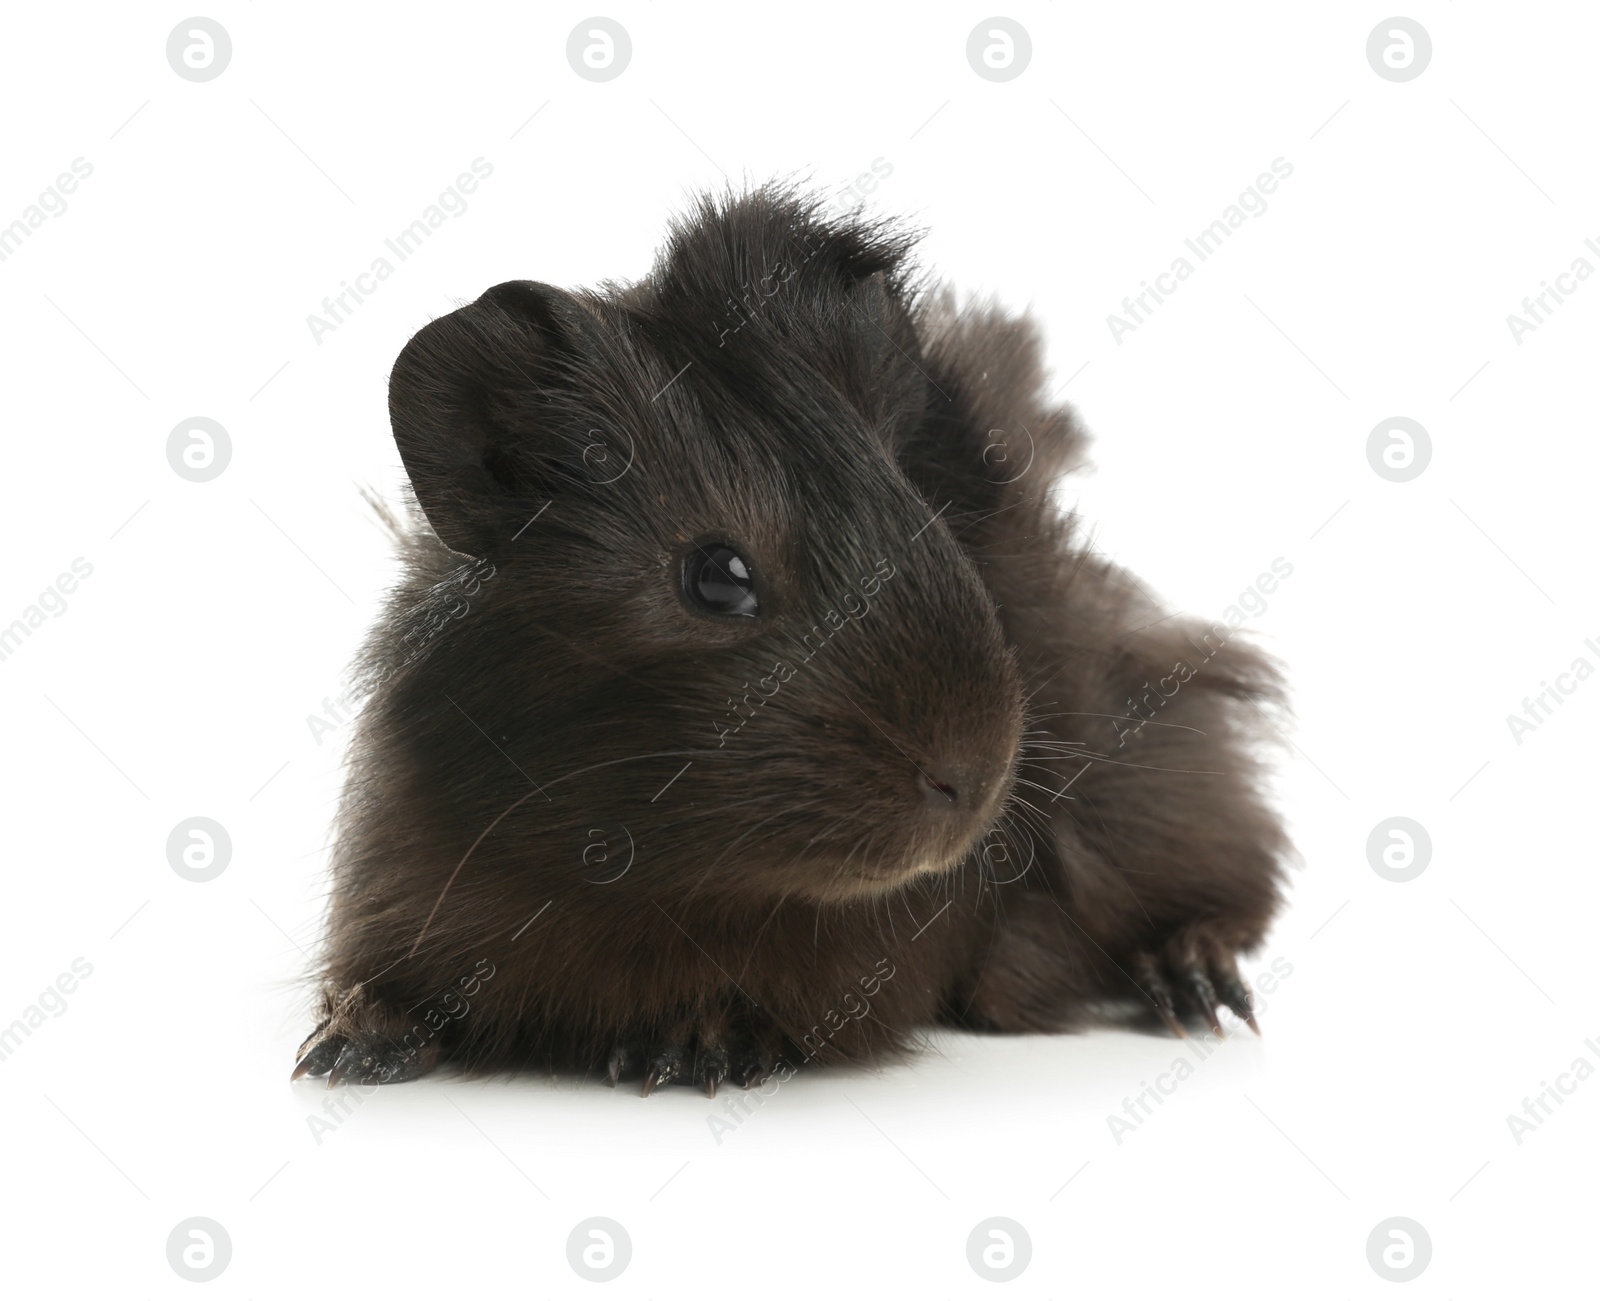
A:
[[606, 1011, 786, 1098], [1129, 925, 1261, 1040], [291, 1020, 440, 1086], [289, 985, 443, 1087]]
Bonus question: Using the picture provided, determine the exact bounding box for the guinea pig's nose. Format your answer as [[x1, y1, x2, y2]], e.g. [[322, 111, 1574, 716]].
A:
[[916, 762, 964, 811]]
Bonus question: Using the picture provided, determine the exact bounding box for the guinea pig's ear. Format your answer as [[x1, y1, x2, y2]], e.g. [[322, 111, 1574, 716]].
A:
[[388, 280, 594, 556], [834, 270, 929, 434]]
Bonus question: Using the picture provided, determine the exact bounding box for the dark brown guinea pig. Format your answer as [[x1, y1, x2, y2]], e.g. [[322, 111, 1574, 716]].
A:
[[293, 182, 1291, 1096]]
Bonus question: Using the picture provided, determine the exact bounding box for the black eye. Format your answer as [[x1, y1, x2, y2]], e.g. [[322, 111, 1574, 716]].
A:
[[684, 543, 759, 617]]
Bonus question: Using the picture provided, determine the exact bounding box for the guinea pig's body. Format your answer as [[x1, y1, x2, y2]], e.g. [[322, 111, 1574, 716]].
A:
[[294, 185, 1289, 1095]]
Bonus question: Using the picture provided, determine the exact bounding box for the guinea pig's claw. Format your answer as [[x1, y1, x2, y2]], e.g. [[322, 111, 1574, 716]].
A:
[[291, 1043, 334, 1081], [732, 1053, 775, 1090], [605, 1043, 636, 1088], [292, 986, 442, 1088], [696, 1048, 730, 1099], [1132, 955, 1186, 1039], [292, 1027, 435, 1088], [1183, 973, 1226, 1041], [290, 1030, 345, 1082], [1131, 927, 1264, 1040], [606, 1025, 778, 1096], [641, 1044, 687, 1097], [1211, 967, 1261, 1037], [290, 1019, 340, 1080]]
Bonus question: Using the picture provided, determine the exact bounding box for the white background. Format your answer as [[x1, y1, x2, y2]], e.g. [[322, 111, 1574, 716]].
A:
[[2, 2, 1595, 1296]]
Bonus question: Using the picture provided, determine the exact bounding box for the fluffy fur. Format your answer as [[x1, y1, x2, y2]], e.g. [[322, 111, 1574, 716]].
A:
[[294, 183, 1290, 1095]]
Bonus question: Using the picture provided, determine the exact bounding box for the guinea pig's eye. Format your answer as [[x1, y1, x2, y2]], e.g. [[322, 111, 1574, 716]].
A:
[[684, 543, 759, 617]]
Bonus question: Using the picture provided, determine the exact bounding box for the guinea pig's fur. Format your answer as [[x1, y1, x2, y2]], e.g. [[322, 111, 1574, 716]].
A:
[[293, 182, 1291, 1095]]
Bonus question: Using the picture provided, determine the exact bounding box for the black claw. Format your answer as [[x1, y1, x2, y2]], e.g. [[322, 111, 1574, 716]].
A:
[[606, 1043, 635, 1088], [1181, 969, 1225, 1039], [696, 1048, 730, 1098], [641, 1045, 686, 1097], [295, 1019, 332, 1063], [731, 1047, 773, 1089], [1211, 969, 1258, 1033], [327, 1039, 386, 1088], [1155, 1003, 1187, 1039], [1133, 954, 1186, 1039], [291, 1034, 344, 1082], [326, 1048, 355, 1090], [318, 1034, 429, 1087]]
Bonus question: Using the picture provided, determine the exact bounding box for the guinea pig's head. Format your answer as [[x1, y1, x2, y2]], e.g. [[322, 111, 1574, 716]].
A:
[[387, 188, 1026, 905]]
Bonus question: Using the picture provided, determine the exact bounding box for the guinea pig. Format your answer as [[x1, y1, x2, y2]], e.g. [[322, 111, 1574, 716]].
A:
[[292, 182, 1290, 1096]]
